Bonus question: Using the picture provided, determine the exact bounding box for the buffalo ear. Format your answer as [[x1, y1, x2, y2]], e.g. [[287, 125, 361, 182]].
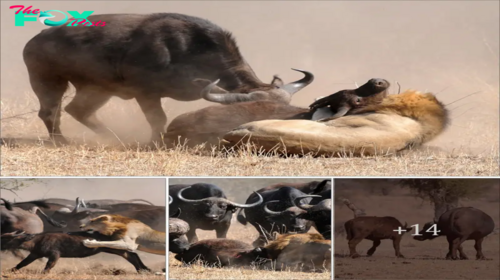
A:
[[271, 75, 284, 87]]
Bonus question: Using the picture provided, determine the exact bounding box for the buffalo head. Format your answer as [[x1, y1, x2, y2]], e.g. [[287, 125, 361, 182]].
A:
[[0, 231, 34, 251], [263, 194, 321, 233], [413, 220, 440, 241], [293, 197, 332, 239], [309, 78, 390, 120], [178, 186, 264, 222]]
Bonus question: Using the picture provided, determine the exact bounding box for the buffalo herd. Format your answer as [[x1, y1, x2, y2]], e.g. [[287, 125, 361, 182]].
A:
[[20, 12, 448, 155], [168, 180, 332, 272], [1, 196, 166, 275]]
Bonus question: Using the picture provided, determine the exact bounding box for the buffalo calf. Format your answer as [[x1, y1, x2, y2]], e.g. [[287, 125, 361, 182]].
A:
[[1, 231, 151, 273], [174, 239, 260, 267]]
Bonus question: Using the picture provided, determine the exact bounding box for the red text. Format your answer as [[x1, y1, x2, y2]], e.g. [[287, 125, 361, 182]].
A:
[[10, 5, 40, 14], [69, 18, 106, 26]]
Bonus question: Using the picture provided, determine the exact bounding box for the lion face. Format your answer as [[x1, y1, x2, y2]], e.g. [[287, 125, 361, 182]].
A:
[[80, 215, 110, 232]]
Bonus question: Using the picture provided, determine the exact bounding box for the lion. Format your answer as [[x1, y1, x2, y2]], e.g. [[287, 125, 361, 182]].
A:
[[257, 233, 331, 272], [79, 214, 166, 256], [222, 90, 449, 156]]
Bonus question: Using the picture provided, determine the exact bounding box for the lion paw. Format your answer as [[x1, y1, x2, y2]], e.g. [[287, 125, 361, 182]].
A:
[[83, 239, 99, 247]]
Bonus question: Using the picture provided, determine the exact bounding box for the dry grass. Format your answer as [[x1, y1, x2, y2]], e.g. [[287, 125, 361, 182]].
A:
[[168, 222, 331, 280], [1, 89, 498, 177], [0, 253, 165, 280], [1, 142, 498, 176], [334, 183, 500, 279]]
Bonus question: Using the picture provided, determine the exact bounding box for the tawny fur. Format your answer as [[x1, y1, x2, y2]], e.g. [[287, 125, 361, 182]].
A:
[[262, 233, 331, 272], [264, 233, 326, 260], [80, 214, 166, 255], [222, 91, 449, 156], [275, 239, 331, 272]]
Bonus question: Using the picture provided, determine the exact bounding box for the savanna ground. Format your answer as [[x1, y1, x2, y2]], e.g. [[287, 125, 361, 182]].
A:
[[0, 178, 167, 280], [1, 1, 499, 177], [168, 178, 332, 280], [334, 180, 500, 280]]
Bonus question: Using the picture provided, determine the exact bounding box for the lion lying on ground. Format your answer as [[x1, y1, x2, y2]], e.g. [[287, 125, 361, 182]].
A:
[[222, 90, 449, 156], [80, 214, 166, 255]]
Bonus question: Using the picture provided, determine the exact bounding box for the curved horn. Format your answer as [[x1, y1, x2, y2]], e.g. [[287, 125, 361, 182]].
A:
[[79, 198, 87, 209], [293, 195, 322, 211], [1, 230, 26, 237], [177, 186, 207, 203], [169, 196, 173, 205], [226, 192, 264, 208], [0, 198, 13, 211], [329, 105, 351, 119], [72, 197, 81, 213], [280, 68, 315, 96], [170, 208, 181, 218], [31, 206, 67, 228], [263, 200, 284, 215], [201, 79, 256, 104], [128, 199, 155, 205]]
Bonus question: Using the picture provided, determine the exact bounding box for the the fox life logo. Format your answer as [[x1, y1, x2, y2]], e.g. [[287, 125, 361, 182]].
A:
[[10, 5, 106, 26]]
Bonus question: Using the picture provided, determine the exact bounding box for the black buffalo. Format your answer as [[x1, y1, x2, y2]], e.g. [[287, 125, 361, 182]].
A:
[[293, 197, 332, 239], [23, 13, 314, 144], [236, 186, 319, 247], [414, 207, 495, 260], [169, 184, 263, 243]]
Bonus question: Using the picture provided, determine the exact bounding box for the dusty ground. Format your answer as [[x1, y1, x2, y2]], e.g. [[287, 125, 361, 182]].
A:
[[334, 180, 500, 280], [0, 178, 166, 279], [1, 1, 499, 177], [168, 178, 332, 279]]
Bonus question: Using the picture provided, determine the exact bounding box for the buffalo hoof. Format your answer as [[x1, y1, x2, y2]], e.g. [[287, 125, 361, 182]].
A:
[[460, 255, 469, 260], [476, 255, 487, 260], [50, 136, 69, 147], [396, 254, 405, 258], [350, 253, 361, 259]]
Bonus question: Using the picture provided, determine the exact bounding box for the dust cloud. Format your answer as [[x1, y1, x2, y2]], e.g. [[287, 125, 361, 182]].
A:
[[0, 178, 166, 205], [1, 1, 498, 152]]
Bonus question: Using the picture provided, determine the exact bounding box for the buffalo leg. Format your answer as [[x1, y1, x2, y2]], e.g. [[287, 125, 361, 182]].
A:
[[64, 89, 112, 137], [102, 249, 152, 272], [367, 239, 381, 256], [135, 96, 167, 145], [458, 244, 468, 260], [185, 228, 199, 243], [11, 253, 40, 271], [445, 236, 455, 259], [215, 224, 230, 239], [43, 253, 60, 273], [29, 73, 67, 144], [474, 237, 485, 260], [348, 237, 363, 258], [392, 237, 405, 258]]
